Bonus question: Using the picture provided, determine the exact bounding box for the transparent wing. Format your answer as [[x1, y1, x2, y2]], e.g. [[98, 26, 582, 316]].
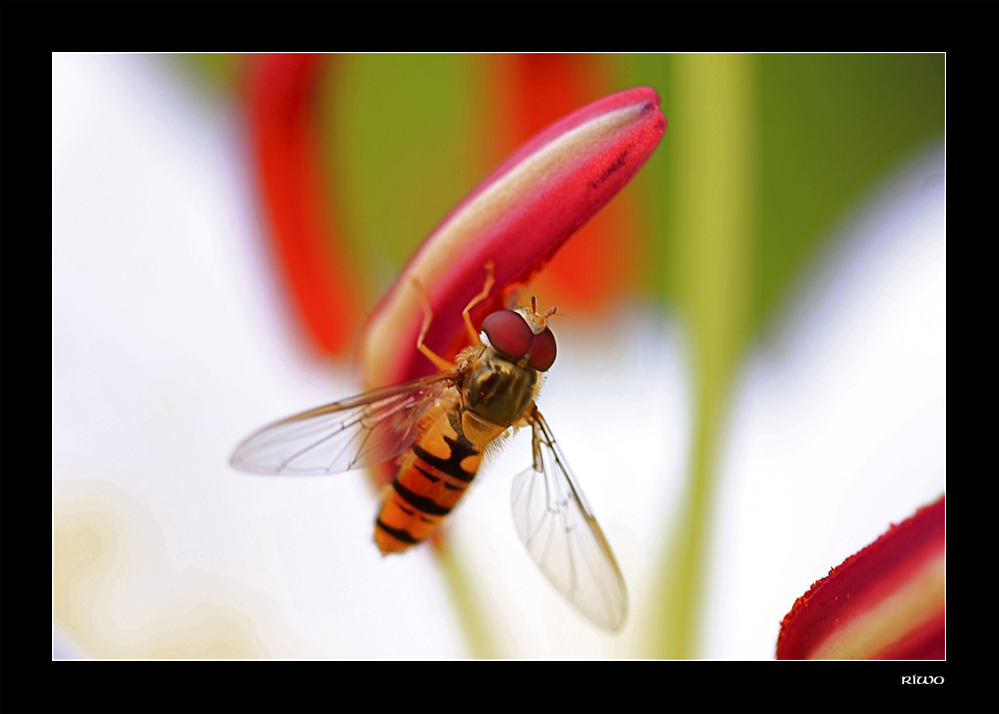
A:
[[511, 407, 628, 632], [230, 372, 458, 475]]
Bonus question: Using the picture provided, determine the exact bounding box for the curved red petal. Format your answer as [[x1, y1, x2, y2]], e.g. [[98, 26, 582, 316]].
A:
[[246, 53, 360, 356], [777, 496, 945, 660], [359, 86, 666, 388], [507, 54, 638, 311]]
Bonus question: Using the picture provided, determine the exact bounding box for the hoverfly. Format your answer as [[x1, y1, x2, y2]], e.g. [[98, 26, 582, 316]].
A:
[[230, 264, 627, 632]]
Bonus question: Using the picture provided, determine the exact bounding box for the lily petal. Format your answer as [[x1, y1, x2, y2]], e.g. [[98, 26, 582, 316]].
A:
[[358, 87, 666, 388], [247, 53, 360, 355], [777, 496, 945, 659]]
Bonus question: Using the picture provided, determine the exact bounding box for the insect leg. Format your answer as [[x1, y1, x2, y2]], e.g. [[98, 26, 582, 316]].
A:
[[462, 261, 495, 345], [530, 415, 543, 471], [412, 277, 458, 372]]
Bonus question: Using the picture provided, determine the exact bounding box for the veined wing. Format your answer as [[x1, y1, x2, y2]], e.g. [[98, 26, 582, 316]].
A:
[[231, 372, 459, 475], [511, 407, 628, 632]]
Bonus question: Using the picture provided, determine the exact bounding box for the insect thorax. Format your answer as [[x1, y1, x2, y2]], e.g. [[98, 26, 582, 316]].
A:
[[461, 349, 538, 430]]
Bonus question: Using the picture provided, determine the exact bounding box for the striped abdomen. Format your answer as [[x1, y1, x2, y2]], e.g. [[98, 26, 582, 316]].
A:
[[375, 410, 484, 554]]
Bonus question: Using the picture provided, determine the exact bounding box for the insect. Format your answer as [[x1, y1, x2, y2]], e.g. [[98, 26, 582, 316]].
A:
[[230, 264, 627, 631]]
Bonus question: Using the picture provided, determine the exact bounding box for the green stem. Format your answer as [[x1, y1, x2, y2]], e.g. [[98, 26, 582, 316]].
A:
[[435, 542, 499, 659], [647, 54, 755, 658]]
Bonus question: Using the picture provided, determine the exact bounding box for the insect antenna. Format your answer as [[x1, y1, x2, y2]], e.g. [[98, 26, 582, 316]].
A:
[[530, 296, 558, 328]]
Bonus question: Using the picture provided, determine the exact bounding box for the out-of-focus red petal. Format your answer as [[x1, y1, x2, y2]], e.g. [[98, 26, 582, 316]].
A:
[[359, 86, 666, 389], [246, 53, 359, 356], [777, 496, 945, 660]]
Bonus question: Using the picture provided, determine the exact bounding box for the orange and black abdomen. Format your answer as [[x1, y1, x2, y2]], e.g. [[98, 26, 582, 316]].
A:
[[375, 411, 484, 554]]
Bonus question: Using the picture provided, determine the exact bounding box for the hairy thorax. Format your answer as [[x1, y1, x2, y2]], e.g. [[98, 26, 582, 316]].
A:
[[460, 349, 538, 444]]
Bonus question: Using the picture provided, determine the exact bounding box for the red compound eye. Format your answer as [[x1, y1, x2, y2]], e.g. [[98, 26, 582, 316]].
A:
[[482, 310, 533, 360], [527, 327, 557, 371]]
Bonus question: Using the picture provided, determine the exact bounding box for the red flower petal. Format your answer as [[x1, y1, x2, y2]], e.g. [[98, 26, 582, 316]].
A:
[[504, 54, 637, 311], [359, 86, 666, 388], [246, 53, 360, 356], [777, 496, 945, 660]]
